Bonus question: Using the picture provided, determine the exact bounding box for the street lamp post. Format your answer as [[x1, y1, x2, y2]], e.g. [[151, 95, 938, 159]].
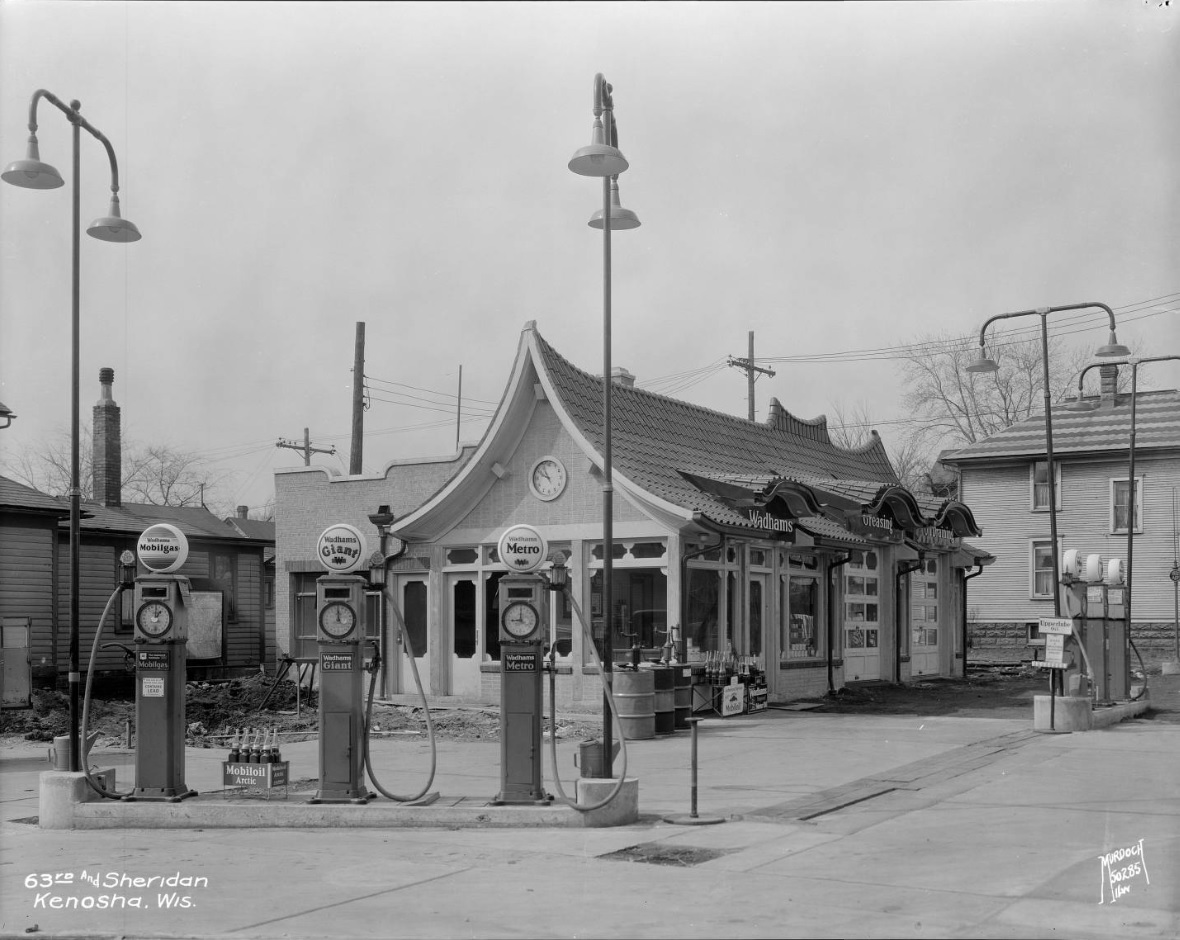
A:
[[1076, 354, 1180, 689], [4, 90, 141, 773], [966, 303, 1129, 620], [569, 74, 639, 779]]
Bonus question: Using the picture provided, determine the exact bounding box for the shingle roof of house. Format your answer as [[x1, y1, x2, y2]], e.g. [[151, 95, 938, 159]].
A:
[[0, 475, 68, 515], [944, 389, 1180, 463], [0, 475, 270, 544], [534, 330, 903, 531]]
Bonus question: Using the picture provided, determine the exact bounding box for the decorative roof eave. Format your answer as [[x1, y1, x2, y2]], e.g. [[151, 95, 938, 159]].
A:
[[865, 484, 926, 530], [929, 500, 983, 538]]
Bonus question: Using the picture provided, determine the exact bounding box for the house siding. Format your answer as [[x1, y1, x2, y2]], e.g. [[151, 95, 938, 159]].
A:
[[0, 513, 59, 680]]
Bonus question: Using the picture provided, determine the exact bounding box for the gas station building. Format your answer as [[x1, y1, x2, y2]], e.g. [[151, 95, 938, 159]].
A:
[[273, 322, 990, 707]]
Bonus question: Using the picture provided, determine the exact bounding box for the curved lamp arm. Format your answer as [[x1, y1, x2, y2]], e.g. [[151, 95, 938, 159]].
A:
[[973, 302, 1127, 361], [28, 89, 124, 196]]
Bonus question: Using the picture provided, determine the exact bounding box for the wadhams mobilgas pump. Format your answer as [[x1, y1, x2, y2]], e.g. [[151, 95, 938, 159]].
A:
[[494, 524, 552, 805], [310, 524, 372, 804], [129, 524, 196, 801]]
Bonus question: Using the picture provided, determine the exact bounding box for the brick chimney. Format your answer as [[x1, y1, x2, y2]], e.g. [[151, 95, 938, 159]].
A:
[[610, 366, 635, 388], [92, 367, 121, 507], [236, 505, 249, 519], [1099, 363, 1119, 411]]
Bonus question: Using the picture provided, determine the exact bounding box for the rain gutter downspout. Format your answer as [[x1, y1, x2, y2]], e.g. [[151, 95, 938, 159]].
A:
[[827, 553, 854, 694], [962, 563, 986, 679], [896, 555, 925, 684]]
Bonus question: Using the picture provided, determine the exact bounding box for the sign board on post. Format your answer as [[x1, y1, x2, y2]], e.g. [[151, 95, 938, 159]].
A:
[[1037, 618, 1073, 670]]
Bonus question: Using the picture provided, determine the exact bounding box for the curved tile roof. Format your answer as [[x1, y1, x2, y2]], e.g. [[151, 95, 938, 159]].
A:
[[534, 329, 901, 531]]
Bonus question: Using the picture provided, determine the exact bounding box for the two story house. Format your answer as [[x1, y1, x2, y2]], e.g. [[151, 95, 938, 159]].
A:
[[943, 363, 1180, 665]]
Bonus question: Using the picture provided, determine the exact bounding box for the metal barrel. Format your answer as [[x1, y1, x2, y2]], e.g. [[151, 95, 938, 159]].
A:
[[611, 668, 655, 740]]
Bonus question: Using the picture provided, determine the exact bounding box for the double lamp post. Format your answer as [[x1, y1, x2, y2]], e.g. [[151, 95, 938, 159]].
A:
[[3, 90, 141, 772], [568, 74, 640, 778]]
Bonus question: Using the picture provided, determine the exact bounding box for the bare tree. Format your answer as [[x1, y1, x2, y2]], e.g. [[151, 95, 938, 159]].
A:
[[122, 444, 228, 507], [826, 399, 933, 494], [2, 430, 228, 509], [895, 331, 1098, 455]]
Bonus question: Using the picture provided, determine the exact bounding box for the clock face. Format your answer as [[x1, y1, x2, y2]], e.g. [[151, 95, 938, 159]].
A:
[[136, 601, 173, 638], [319, 601, 357, 639], [529, 457, 567, 501], [502, 601, 540, 639]]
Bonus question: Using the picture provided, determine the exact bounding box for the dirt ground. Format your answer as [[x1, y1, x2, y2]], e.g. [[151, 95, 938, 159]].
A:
[[3, 663, 1177, 750]]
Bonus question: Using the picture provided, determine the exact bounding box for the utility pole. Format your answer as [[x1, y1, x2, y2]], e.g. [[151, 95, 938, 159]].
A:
[[350, 321, 365, 474], [277, 428, 336, 466], [727, 331, 776, 421], [455, 363, 463, 452]]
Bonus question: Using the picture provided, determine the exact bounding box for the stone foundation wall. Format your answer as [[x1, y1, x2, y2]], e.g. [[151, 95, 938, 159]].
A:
[[968, 621, 1179, 665]]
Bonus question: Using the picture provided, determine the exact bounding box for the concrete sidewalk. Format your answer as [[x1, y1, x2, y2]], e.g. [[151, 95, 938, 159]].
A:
[[2, 702, 1178, 938]]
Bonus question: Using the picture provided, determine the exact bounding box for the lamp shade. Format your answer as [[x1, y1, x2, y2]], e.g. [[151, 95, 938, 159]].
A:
[[87, 196, 141, 243], [1095, 331, 1130, 358], [2, 137, 64, 189], [588, 178, 640, 230], [569, 115, 628, 177], [569, 142, 629, 178], [965, 352, 999, 374]]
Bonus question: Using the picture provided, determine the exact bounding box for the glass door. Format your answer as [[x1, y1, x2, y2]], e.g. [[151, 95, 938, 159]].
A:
[[911, 559, 940, 676], [843, 550, 881, 681], [394, 574, 431, 694]]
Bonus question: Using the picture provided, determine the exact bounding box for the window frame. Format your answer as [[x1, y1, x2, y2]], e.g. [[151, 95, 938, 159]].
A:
[[1030, 539, 1059, 600], [1110, 476, 1144, 534], [1029, 460, 1062, 512]]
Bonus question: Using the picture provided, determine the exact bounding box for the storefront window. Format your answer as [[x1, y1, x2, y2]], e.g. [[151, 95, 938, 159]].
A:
[[686, 567, 720, 655], [588, 567, 668, 662], [782, 575, 818, 660]]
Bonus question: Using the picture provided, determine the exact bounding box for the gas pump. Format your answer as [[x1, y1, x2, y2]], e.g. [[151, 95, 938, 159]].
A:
[[128, 524, 196, 801], [494, 524, 552, 805], [310, 524, 371, 804], [1064, 552, 1130, 702]]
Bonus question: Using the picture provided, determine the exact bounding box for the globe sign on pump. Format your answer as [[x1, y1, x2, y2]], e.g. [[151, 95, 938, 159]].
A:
[[497, 524, 548, 573], [316, 524, 367, 574], [136, 523, 190, 573]]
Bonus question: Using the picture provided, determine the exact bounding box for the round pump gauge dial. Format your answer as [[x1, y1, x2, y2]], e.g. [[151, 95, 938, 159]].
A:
[[319, 601, 357, 639], [136, 601, 174, 638], [502, 601, 540, 640]]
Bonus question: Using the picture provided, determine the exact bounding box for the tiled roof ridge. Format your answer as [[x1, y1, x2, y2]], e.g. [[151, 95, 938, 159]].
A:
[[531, 328, 892, 466]]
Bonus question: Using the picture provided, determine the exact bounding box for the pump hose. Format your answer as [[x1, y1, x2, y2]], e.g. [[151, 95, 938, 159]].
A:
[[80, 584, 137, 799], [545, 588, 628, 812], [360, 594, 437, 802]]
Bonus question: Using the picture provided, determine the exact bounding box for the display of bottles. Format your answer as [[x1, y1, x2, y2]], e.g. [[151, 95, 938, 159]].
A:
[[269, 726, 282, 763], [247, 729, 261, 763], [226, 729, 240, 763], [259, 729, 273, 764]]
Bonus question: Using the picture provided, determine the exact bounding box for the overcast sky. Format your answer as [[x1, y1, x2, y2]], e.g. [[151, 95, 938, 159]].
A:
[[2, 0, 1177, 516]]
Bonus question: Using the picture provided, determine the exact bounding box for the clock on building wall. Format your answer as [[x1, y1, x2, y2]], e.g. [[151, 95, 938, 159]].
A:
[[528, 456, 567, 502]]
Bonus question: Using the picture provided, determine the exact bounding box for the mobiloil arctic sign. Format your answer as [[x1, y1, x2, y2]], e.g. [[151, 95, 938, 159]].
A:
[[497, 524, 548, 573], [137, 524, 190, 573], [316, 524, 368, 574]]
